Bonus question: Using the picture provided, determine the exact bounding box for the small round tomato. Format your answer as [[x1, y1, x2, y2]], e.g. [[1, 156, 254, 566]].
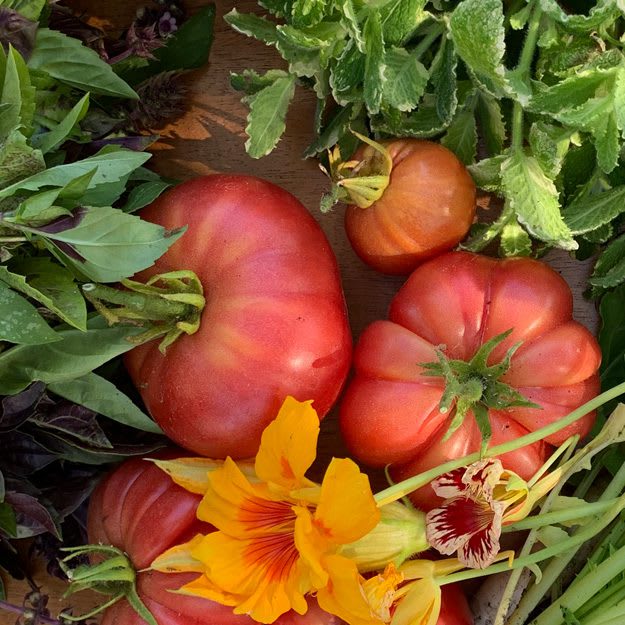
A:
[[343, 139, 476, 275], [339, 251, 601, 509], [88, 454, 341, 625], [125, 175, 352, 459]]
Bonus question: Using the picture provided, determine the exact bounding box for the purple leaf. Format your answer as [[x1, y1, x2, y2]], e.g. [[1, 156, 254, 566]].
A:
[[0, 431, 57, 474], [4, 491, 60, 539], [0, 382, 46, 432]]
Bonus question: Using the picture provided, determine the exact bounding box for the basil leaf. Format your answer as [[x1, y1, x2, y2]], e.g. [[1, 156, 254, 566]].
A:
[[0, 148, 151, 199], [4, 491, 59, 539], [380, 0, 428, 46], [363, 11, 385, 115], [0, 502, 16, 538], [563, 186, 625, 235], [0, 316, 140, 395], [590, 235, 625, 292], [121, 180, 171, 213], [1, 45, 34, 139], [0, 259, 86, 330], [441, 103, 478, 165], [243, 72, 296, 158], [49, 373, 162, 434], [0, 282, 59, 345], [224, 8, 279, 45], [28, 28, 137, 99], [33, 205, 185, 283], [382, 47, 428, 112], [501, 149, 577, 250]]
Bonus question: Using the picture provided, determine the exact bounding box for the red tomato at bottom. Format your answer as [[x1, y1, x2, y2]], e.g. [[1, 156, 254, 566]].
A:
[[437, 586, 473, 625], [87, 456, 341, 625]]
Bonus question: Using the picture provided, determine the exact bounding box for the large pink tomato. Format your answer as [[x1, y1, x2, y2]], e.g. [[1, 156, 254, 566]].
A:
[[125, 175, 352, 458], [88, 454, 341, 625], [340, 252, 601, 509]]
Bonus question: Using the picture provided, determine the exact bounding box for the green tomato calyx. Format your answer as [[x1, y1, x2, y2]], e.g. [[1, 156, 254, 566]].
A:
[[82, 270, 205, 354], [319, 130, 392, 213], [420, 329, 540, 453]]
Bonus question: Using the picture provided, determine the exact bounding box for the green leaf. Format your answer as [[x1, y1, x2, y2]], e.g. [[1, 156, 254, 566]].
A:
[[0, 259, 86, 330], [304, 102, 361, 158], [330, 40, 365, 105], [0, 282, 59, 345], [563, 185, 625, 235], [28, 29, 137, 99], [476, 91, 506, 156], [0, 502, 17, 538], [590, 234, 625, 291], [450, 0, 508, 96], [340, 0, 365, 52], [259, 0, 294, 17], [599, 285, 625, 398], [291, 0, 329, 28], [528, 121, 570, 179], [31, 93, 89, 155], [593, 112, 620, 174], [430, 37, 458, 126], [121, 181, 171, 213], [467, 154, 507, 191], [1, 0, 45, 20], [0, 316, 140, 395], [231, 69, 289, 95], [538, 0, 619, 32], [441, 104, 477, 165], [1, 45, 35, 139], [36, 206, 185, 283], [49, 374, 163, 435], [223, 8, 278, 45], [379, 0, 428, 46], [382, 47, 428, 112], [0, 148, 151, 199], [501, 150, 577, 250], [500, 218, 533, 256], [243, 73, 296, 158], [363, 11, 385, 115], [0, 129, 45, 187]]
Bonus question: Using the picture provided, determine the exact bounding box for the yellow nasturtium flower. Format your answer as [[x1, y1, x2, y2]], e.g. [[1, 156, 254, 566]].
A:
[[151, 396, 384, 624]]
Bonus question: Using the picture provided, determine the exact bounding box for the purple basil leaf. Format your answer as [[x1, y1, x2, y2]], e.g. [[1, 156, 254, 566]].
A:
[[39, 466, 102, 519], [0, 382, 46, 432], [0, 538, 25, 580], [35, 207, 87, 234], [4, 491, 60, 539], [0, 430, 57, 474], [32, 402, 112, 449]]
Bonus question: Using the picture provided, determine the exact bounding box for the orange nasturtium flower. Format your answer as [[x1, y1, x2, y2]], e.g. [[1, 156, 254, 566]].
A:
[[151, 396, 383, 624]]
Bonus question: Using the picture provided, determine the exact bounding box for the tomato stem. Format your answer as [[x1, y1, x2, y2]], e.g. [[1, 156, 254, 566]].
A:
[[374, 380, 625, 507], [82, 270, 205, 353]]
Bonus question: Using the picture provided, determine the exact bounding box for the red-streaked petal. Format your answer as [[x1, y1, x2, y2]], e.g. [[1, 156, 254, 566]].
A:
[[457, 504, 504, 569], [426, 497, 495, 556], [430, 468, 468, 499], [463, 459, 503, 502]]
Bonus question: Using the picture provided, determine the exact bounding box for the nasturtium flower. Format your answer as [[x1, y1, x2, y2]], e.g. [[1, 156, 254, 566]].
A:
[[425, 457, 557, 568], [151, 396, 382, 624]]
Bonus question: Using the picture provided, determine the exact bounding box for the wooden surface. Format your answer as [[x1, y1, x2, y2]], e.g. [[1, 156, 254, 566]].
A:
[[2, 0, 599, 621]]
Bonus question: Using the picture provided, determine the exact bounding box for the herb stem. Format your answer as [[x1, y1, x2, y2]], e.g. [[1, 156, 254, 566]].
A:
[[412, 24, 445, 61], [374, 381, 625, 506], [0, 600, 60, 625], [0, 236, 28, 243]]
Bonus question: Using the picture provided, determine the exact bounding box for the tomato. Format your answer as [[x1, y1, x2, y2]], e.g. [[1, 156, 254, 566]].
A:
[[339, 251, 601, 510], [125, 175, 352, 458], [344, 140, 476, 275], [437, 585, 473, 625], [87, 454, 342, 625]]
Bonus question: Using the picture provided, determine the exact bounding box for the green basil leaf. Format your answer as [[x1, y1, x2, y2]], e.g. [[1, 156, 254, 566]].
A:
[[430, 37, 458, 126], [380, 0, 428, 46], [121, 180, 171, 213], [48, 373, 162, 435], [0, 148, 151, 199], [36, 205, 185, 283], [243, 73, 296, 158], [340, 0, 365, 52], [330, 39, 365, 105], [441, 104, 477, 165], [363, 10, 385, 116], [590, 234, 625, 291], [291, 0, 329, 28], [0, 128, 45, 187], [467, 154, 507, 192], [528, 121, 570, 179], [538, 0, 619, 32], [0, 502, 16, 538], [28, 28, 137, 99], [1, 45, 34, 139], [31, 93, 89, 155], [0, 259, 86, 330], [0, 316, 140, 395], [304, 102, 362, 158], [231, 69, 289, 95], [258, 0, 293, 17], [382, 47, 428, 112], [501, 149, 577, 250]]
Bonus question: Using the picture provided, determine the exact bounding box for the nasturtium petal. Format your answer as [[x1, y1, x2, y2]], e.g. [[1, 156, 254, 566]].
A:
[[316, 458, 380, 545], [178, 573, 240, 606], [391, 577, 440, 625], [255, 396, 319, 490], [150, 534, 206, 573]]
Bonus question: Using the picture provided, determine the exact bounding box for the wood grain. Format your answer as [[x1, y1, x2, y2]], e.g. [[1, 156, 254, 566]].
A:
[[2, 0, 600, 621]]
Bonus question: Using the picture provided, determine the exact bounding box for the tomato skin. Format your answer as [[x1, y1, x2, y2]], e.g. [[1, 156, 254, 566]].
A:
[[437, 585, 473, 625], [339, 252, 601, 510], [124, 175, 352, 458], [88, 455, 342, 625], [344, 140, 476, 275]]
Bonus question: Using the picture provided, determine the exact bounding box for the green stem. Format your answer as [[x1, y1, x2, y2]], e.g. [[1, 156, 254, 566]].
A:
[[577, 577, 625, 621], [374, 381, 625, 506], [0, 236, 27, 243], [412, 24, 445, 61], [508, 459, 625, 625], [502, 499, 615, 533]]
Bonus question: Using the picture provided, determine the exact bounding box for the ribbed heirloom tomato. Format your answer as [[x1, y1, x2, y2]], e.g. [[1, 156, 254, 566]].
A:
[[340, 252, 602, 509], [124, 175, 352, 458], [87, 455, 341, 625], [341, 139, 476, 275]]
